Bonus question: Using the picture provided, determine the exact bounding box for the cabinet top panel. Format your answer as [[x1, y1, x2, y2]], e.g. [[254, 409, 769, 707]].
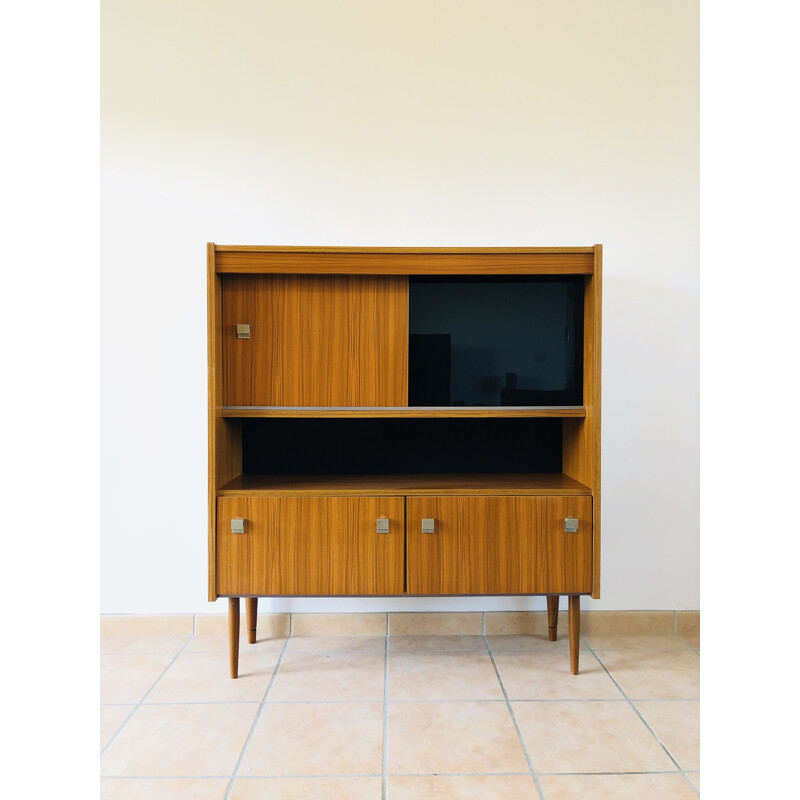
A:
[[211, 245, 599, 275]]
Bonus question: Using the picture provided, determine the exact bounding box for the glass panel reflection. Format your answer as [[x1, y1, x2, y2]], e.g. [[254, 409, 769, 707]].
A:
[[409, 276, 583, 406]]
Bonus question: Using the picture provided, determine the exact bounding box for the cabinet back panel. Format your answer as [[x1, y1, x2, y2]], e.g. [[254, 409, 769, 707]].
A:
[[222, 274, 408, 406], [241, 418, 562, 474]]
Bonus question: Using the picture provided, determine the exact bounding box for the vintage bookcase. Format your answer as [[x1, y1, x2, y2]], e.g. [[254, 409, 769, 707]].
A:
[[207, 245, 602, 677]]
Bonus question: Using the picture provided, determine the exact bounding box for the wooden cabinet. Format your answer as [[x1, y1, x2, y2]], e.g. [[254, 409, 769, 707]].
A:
[[406, 496, 592, 595], [217, 496, 404, 596], [222, 274, 408, 406], [208, 245, 602, 678]]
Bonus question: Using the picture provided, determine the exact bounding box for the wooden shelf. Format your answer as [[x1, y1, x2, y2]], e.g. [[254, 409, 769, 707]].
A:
[[221, 406, 586, 419], [217, 473, 592, 497]]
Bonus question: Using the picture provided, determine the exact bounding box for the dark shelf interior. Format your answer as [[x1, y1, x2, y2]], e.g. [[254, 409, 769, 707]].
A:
[[241, 417, 563, 475]]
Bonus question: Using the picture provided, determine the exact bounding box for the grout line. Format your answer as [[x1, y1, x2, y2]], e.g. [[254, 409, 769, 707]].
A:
[[483, 633, 548, 800], [536, 769, 685, 776], [103, 694, 697, 706], [582, 639, 699, 798], [102, 769, 691, 780], [224, 636, 291, 800], [100, 634, 195, 758], [102, 696, 699, 707], [676, 633, 700, 656], [382, 633, 389, 800], [101, 775, 235, 780]]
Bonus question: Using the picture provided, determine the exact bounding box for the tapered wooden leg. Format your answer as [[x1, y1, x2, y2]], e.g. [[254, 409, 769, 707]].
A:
[[245, 597, 258, 644], [568, 594, 580, 675], [547, 596, 559, 641], [229, 597, 240, 679]]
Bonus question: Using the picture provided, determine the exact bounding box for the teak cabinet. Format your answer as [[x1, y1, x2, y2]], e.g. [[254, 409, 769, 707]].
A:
[[208, 245, 602, 678]]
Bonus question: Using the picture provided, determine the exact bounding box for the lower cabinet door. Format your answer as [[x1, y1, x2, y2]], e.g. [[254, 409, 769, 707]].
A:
[[217, 496, 405, 596], [406, 496, 592, 595]]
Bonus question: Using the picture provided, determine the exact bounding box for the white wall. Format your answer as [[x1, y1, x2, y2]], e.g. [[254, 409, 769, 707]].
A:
[[101, 0, 698, 613]]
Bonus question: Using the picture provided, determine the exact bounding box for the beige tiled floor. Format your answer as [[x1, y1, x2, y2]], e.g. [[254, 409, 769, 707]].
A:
[[100, 630, 699, 798]]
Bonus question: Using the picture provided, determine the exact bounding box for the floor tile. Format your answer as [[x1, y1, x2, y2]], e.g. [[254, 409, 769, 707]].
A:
[[493, 650, 622, 700], [487, 633, 581, 651], [584, 633, 691, 651], [676, 611, 700, 637], [100, 706, 135, 751], [387, 701, 528, 774], [239, 702, 383, 776], [100, 703, 257, 776], [184, 636, 287, 654], [389, 612, 483, 635], [687, 771, 700, 791], [594, 649, 699, 699], [681, 634, 700, 651], [268, 651, 385, 702], [485, 611, 550, 635], [389, 650, 503, 700], [581, 611, 674, 635], [635, 700, 699, 770], [513, 701, 675, 773], [388, 775, 539, 799], [292, 612, 386, 636], [231, 777, 381, 799], [194, 613, 290, 638], [146, 652, 280, 703], [389, 635, 487, 652], [100, 778, 229, 799], [285, 635, 386, 653], [101, 653, 176, 704], [101, 615, 193, 636], [100, 636, 189, 654], [538, 773, 697, 800]]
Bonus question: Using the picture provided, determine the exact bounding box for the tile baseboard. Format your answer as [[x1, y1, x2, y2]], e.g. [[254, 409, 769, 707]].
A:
[[100, 610, 699, 638]]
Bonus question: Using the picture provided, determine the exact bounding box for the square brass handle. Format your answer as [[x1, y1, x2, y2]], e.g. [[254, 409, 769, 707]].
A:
[[231, 517, 246, 534], [564, 517, 579, 533], [376, 517, 390, 534], [421, 518, 435, 533]]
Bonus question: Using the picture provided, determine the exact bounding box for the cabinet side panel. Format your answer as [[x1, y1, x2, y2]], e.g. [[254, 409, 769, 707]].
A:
[[563, 249, 602, 597], [217, 497, 405, 595], [406, 496, 592, 594], [222, 275, 408, 406], [207, 245, 219, 600]]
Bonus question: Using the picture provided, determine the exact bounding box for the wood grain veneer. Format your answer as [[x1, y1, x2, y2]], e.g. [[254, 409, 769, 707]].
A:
[[563, 244, 602, 597], [222, 274, 408, 407], [221, 406, 586, 418], [214, 247, 594, 275], [207, 243, 602, 675], [569, 595, 580, 674], [216, 497, 405, 596], [217, 473, 592, 497], [406, 496, 593, 595], [228, 598, 240, 678]]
